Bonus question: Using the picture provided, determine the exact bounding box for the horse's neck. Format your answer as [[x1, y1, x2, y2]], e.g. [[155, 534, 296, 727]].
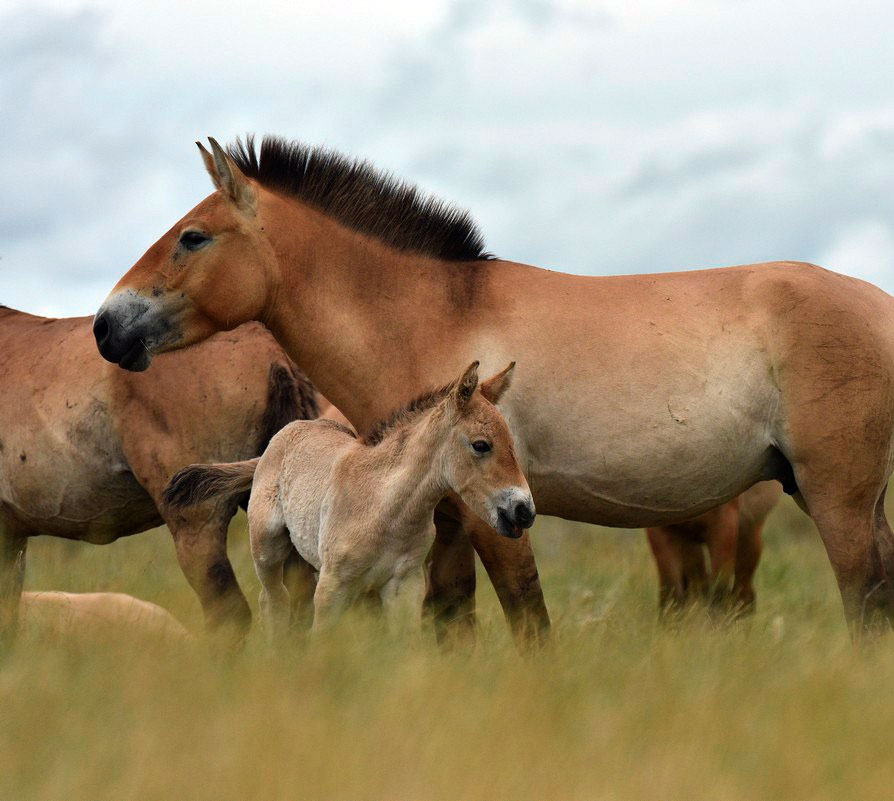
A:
[[262, 205, 486, 431]]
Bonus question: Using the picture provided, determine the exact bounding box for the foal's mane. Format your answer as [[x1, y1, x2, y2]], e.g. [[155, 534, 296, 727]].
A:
[[362, 383, 453, 447], [227, 136, 494, 262]]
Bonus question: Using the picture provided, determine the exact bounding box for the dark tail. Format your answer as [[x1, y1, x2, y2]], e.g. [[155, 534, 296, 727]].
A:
[[163, 458, 260, 509], [258, 360, 319, 452]]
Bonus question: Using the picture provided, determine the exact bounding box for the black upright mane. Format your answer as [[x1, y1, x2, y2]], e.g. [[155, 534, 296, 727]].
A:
[[362, 383, 453, 447], [227, 136, 493, 262]]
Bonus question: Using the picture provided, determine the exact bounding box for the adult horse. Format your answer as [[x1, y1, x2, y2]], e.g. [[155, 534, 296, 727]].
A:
[[0, 307, 316, 647], [94, 136, 894, 635]]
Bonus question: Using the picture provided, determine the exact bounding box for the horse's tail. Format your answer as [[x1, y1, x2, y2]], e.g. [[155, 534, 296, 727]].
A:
[[162, 458, 260, 509]]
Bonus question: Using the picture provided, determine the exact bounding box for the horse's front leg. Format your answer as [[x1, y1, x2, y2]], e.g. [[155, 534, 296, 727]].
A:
[[0, 524, 27, 652], [463, 512, 550, 647], [426, 508, 478, 646], [164, 507, 252, 649]]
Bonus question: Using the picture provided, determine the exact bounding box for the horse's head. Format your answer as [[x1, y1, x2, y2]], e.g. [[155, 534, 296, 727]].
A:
[[93, 139, 273, 370], [440, 361, 535, 539]]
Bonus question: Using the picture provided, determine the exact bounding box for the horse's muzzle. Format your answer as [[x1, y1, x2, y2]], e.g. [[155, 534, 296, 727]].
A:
[[93, 292, 158, 372]]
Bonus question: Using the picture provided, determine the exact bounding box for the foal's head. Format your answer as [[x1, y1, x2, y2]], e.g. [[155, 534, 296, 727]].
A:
[[434, 362, 535, 539]]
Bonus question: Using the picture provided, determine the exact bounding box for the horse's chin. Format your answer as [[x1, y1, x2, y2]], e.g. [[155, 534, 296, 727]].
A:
[[118, 340, 153, 372]]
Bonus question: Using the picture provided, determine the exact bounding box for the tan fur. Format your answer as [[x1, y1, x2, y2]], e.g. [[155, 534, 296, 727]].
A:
[[0, 310, 313, 647], [19, 591, 192, 646], [646, 481, 783, 614], [164, 364, 533, 639], [97, 138, 894, 634]]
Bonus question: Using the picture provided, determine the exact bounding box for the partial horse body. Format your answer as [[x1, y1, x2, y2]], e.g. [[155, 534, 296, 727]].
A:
[[94, 135, 894, 634], [0, 307, 316, 646], [19, 591, 192, 646], [646, 481, 782, 614], [164, 362, 534, 638]]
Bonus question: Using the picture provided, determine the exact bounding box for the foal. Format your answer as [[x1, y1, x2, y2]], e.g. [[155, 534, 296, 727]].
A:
[[165, 362, 535, 637]]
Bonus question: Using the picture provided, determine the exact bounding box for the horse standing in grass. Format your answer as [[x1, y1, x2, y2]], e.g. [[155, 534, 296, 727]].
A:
[[0, 309, 316, 646], [646, 481, 782, 614], [165, 361, 534, 637], [94, 135, 894, 636]]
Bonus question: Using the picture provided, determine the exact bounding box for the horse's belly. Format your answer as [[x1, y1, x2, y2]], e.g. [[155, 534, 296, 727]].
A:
[[516, 366, 777, 528]]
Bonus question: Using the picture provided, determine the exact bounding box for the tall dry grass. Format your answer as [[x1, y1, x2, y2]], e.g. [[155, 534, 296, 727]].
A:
[[5, 498, 894, 801]]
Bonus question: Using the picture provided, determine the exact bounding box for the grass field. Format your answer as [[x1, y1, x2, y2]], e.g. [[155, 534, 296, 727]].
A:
[[6, 497, 894, 801]]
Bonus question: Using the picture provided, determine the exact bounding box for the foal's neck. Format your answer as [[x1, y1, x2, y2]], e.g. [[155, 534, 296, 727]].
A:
[[366, 410, 453, 531], [261, 197, 491, 432]]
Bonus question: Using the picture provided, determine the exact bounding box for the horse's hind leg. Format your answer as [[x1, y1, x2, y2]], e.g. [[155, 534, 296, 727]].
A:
[[0, 524, 27, 652], [731, 519, 764, 615], [164, 506, 252, 649]]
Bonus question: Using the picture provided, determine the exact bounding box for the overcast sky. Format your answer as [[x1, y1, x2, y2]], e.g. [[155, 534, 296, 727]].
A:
[[3, 0, 894, 317]]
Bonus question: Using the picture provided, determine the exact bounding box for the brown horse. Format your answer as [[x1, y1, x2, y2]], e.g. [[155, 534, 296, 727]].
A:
[[646, 481, 782, 614], [0, 307, 316, 646], [94, 135, 894, 635]]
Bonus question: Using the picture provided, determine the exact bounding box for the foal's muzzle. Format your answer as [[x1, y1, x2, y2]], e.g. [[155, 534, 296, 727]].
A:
[[494, 492, 537, 539]]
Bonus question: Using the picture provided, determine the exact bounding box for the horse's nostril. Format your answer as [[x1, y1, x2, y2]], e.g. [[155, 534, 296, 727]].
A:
[[93, 313, 110, 346], [515, 501, 535, 528]]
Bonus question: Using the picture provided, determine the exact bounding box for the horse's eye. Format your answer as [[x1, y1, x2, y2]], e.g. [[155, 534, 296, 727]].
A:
[[179, 230, 210, 251], [471, 440, 492, 454]]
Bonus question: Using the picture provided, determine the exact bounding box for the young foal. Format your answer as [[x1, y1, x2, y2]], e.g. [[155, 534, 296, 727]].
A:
[[164, 362, 535, 637]]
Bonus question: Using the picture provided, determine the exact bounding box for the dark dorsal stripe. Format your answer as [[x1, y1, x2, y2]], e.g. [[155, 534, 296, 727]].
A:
[[227, 136, 493, 262], [362, 383, 453, 447]]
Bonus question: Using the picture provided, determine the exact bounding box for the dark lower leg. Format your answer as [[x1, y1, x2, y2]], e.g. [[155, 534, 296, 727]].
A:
[[283, 549, 317, 632], [425, 512, 477, 647], [465, 516, 551, 647], [168, 519, 251, 647]]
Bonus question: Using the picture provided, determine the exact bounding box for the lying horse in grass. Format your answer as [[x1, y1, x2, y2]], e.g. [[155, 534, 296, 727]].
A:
[[95, 135, 894, 636], [20, 591, 192, 647], [164, 362, 535, 637], [0, 308, 316, 646], [646, 481, 782, 614]]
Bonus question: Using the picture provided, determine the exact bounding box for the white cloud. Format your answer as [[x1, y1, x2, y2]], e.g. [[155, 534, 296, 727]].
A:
[[819, 221, 894, 289], [3, 0, 894, 318]]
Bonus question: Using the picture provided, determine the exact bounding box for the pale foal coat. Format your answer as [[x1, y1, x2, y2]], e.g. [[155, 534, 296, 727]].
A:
[[165, 363, 535, 639]]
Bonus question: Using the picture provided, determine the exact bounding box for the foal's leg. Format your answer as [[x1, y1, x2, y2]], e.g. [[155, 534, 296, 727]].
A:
[[164, 505, 252, 648], [0, 524, 27, 652], [311, 571, 354, 635], [283, 549, 317, 632], [249, 511, 294, 646], [381, 568, 426, 638]]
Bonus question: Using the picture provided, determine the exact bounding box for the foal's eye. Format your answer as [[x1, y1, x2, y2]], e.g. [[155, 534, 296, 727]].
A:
[[179, 230, 210, 251], [471, 440, 492, 454]]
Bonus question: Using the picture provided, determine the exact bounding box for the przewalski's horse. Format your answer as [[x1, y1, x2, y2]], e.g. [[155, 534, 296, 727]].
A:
[[0, 307, 316, 647], [94, 135, 894, 635], [164, 362, 534, 638], [646, 481, 782, 615]]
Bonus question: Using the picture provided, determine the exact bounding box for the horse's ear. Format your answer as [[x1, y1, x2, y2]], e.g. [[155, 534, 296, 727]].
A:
[[206, 137, 256, 213], [452, 361, 480, 411], [197, 141, 222, 190], [480, 361, 515, 404]]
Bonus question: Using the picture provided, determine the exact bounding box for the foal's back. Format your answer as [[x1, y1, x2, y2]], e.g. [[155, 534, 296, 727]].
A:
[[252, 419, 358, 569]]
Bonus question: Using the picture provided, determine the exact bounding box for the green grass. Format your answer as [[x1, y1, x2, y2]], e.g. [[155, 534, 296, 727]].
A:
[[6, 498, 894, 801]]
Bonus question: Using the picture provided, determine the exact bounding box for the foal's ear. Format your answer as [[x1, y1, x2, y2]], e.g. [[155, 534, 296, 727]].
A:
[[480, 362, 515, 404], [452, 361, 480, 410], [200, 137, 256, 213]]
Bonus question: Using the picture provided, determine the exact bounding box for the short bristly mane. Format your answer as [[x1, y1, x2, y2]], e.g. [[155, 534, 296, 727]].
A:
[[362, 383, 453, 446], [227, 136, 493, 262]]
